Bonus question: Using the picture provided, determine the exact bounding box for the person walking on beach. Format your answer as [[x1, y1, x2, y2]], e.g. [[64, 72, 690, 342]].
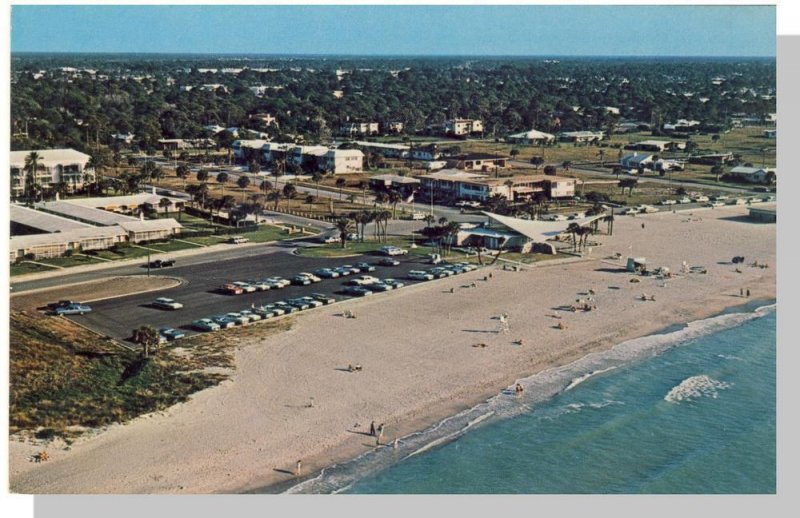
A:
[[295, 460, 302, 476], [369, 421, 376, 436], [740, 288, 744, 297], [376, 423, 385, 445], [747, 288, 751, 297]]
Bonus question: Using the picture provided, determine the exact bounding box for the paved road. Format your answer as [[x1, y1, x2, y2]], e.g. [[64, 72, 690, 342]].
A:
[[65, 249, 453, 343]]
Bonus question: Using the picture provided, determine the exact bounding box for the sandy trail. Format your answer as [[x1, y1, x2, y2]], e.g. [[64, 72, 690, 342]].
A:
[[9, 205, 775, 494]]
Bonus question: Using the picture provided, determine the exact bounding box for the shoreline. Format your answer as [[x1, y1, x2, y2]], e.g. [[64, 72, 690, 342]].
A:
[[9, 205, 776, 494], [249, 297, 777, 494]]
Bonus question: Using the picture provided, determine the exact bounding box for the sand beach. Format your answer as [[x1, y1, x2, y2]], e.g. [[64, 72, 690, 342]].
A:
[[8, 205, 776, 494]]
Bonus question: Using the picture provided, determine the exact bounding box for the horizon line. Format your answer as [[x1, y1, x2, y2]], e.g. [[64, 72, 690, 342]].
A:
[[11, 51, 776, 59]]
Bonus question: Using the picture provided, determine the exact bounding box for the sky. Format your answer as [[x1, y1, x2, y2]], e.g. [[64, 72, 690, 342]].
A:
[[10, 5, 775, 57]]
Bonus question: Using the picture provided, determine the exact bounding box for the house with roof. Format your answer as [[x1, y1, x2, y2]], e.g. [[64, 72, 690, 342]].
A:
[[10, 226, 128, 261], [624, 140, 684, 152], [728, 166, 775, 184], [340, 122, 379, 137], [558, 131, 605, 143], [451, 211, 605, 254], [444, 119, 483, 136], [385, 121, 404, 134], [321, 149, 364, 174], [261, 142, 296, 164], [506, 129, 556, 146], [620, 153, 656, 170], [352, 141, 410, 159], [233, 139, 271, 160], [411, 144, 443, 161], [10, 149, 94, 199], [289, 145, 330, 167], [446, 153, 508, 172], [368, 174, 420, 197], [417, 170, 575, 203], [111, 132, 136, 144]]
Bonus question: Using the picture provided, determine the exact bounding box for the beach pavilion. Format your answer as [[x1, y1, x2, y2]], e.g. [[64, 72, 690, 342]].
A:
[[453, 211, 606, 254]]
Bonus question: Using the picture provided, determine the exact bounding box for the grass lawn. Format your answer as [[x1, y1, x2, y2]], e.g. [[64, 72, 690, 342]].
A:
[[37, 255, 108, 268], [146, 240, 204, 253], [91, 246, 160, 261], [180, 234, 229, 246], [11, 262, 59, 276], [243, 225, 300, 243]]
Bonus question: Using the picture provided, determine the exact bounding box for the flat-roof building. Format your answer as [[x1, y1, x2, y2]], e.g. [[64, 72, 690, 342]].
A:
[[9, 148, 94, 199]]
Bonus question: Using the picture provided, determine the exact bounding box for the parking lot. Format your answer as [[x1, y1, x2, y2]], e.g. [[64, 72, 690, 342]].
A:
[[69, 249, 458, 343]]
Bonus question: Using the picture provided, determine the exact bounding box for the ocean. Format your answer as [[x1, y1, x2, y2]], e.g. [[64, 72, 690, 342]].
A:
[[284, 302, 776, 494]]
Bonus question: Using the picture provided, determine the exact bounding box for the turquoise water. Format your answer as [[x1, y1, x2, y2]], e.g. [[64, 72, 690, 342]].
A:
[[284, 304, 775, 494]]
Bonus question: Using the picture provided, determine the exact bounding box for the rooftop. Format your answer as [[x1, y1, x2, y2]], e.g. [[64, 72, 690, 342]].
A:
[[10, 148, 92, 168], [451, 153, 509, 161], [36, 201, 140, 226], [417, 169, 488, 181], [10, 225, 127, 250], [10, 204, 93, 233]]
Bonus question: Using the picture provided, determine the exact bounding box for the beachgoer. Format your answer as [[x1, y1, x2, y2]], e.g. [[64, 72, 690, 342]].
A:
[[355, 364, 362, 371], [296, 460, 302, 476], [348, 364, 354, 372], [484, 275, 489, 281], [450, 287, 455, 293], [740, 288, 744, 297], [747, 289, 751, 297], [489, 272, 493, 279], [369, 421, 376, 436], [393, 438, 399, 449], [641, 223, 645, 229], [470, 282, 477, 288]]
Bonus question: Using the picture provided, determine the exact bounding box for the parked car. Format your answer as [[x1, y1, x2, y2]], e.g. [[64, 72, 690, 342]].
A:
[[347, 275, 379, 286], [151, 297, 184, 310], [710, 195, 728, 201], [53, 303, 92, 316], [333, 266, 354, 277], [232, 281, 257, 293], [286, 298, 311, 311], [192, 318, 220, 332], [290, 275, 312, 286], [241, 309, 264, 321], [728, 198, 747, 205], [677, 197, 692, 204], [297, 272, 322, 283], [691, 195, 709, 203], [429, 267, 453, 278], [410, 212, 425, 220], [366, 282, 393, 292], [377, 257, 400, 266], [407, 270, 434, 281], [148, 259, 176, 268], [159, 327, 186, 341], [252, 305, 276, 319], [354, 262, 376, 272], [259, 303, 285, 316], [47, 300, 79, 310], [707, 201, 725, 208], [340, 264, 362, 275], [273, 301, 299, 313], [228, 236, 250, 244], [659, 199, 677, 206], [383, 278, 406, 289], [224, 312, 250, 325], [211, 315, 237, 329], [221, 283, 244, 295], [455, 262, 477, 272], [311, 293, 336, 305], [297, 296, 324, 308], [380, 245, 408, 256], [265, 277, 290, 288], [320, 235, 339, 244], [314, 268, 340, 279], [342, 286, 373, 297], [246, 280, 272, 291]]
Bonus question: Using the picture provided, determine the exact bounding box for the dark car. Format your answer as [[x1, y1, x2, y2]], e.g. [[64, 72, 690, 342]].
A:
[[342, 286, 373, 297], [159, 327, 186, 341], [377, 257, 400, 267], [47, 300, 79, 310], [52, 303, 92, 316], [148, 259, 175, 268]]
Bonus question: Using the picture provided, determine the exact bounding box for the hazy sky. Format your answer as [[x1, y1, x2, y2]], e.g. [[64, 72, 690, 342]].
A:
[[11, 5, 775, 57]]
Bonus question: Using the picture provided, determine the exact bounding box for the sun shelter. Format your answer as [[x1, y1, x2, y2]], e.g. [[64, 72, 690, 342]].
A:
[[627, 257, 647, 272]]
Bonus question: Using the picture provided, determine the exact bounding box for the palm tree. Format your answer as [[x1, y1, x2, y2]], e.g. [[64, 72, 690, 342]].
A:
[[612, 166, 622, 179], [311, 171, 323, 199], [566, 222, 580, 252], [260, 179, 273, 194], [336, 177, 346, 200], [445, 221, 461, 254], [216, 172, 229, 196], [196, 169, 209, 184], [159, 197, 172, 218], [378, 209, 392, 242], [23, 151, 41, 202], [387, 190, 402, 219], [236, 175, 251, 202], [423, 214, 435, 228], [133, 325, 161, 358], [335, 217, 352, 248], [357, 210, 373, 242], [176, 164, 190, 189], [267, 190, 281, 211], [282, 183, 297, 200]]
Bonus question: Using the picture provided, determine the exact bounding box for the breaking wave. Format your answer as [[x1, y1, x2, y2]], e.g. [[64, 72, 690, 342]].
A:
[[665, 375, 732, 403]]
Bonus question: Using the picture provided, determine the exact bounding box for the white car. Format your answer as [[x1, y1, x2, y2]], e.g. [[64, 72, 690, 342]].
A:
[[659, 199, 677, 205], [238, 309, 263, 322], [297, 272, 322, 283], [692, 195, 709, 203], [677, 197, 692, 204], [152, 297, 183, 310], [636, 205, 659, 214], [253, 305, 277, 318], [707, 201, 725, 208], [265, 277, 290, 288], [248, 280, 273, 291], [408, 270, 435, 281], [348, 275, 379, 286], [232, 281, 257, 293], [225, 312, 250, 325], [380, 246, 409, 256]]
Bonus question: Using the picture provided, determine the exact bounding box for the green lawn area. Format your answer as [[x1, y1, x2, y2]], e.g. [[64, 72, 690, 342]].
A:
[[243, 225, 300, 243], [146, 240, 203, 253], [180, 234, 229, 246], [165, 212, 221, 230], [38, 255, 108, 268], [91, 246, 160, 261], [11, 262, 59, 276]]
